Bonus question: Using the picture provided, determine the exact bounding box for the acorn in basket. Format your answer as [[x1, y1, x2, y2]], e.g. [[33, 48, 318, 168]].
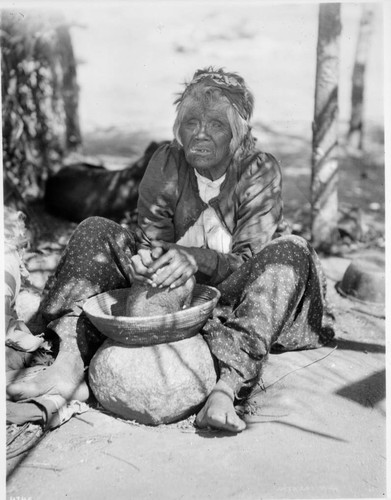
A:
[[125, 276, 195, 317]]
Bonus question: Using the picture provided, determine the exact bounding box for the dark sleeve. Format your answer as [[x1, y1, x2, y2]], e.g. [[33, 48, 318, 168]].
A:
[[204, 153, 284, 285], [233, 152, 284, 255], [136, 143, 179, 248]]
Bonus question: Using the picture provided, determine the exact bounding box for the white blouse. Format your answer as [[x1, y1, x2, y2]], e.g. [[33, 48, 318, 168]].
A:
[[177, 170, 232, 253]]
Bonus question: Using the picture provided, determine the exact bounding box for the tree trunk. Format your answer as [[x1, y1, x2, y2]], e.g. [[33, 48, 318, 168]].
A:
[[1, 10, 82, 200], [311, 3, 341, 251], [347, 5, 374, 151]]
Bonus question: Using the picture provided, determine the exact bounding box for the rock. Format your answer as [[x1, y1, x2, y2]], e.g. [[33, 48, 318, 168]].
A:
[[89, 334, 216, 425], [126, 277, 195, 317]]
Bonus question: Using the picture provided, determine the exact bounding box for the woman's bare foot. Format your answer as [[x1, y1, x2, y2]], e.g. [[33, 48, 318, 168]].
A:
[[6, 351, 90, 402], [196, 379, 246, 433]]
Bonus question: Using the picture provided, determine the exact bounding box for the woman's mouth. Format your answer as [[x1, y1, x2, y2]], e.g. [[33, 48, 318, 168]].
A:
[[189, 147, 212, 155]]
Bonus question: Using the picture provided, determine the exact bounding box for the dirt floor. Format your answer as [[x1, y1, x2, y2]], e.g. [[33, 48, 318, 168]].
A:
[[3, 3, 387, 497], [5, 123, 387, 499], [5, 248, 386, 499], [5, 171, 387, 499]]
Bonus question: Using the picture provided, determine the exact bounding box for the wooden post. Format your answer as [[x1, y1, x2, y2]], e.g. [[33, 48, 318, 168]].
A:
[[311, 3, 341, 251], [347, 5, 374, 151], [56, 23, 82, 151]]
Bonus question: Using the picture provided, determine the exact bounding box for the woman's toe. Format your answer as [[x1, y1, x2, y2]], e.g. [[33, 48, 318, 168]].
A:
[[206, 409, 227, 429]]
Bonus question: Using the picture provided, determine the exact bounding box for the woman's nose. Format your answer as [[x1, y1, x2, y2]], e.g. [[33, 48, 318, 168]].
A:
[[195, 122, 208, 138]]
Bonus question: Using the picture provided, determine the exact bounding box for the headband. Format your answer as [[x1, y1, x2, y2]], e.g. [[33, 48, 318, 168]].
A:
[[175, 67, 254, 121]]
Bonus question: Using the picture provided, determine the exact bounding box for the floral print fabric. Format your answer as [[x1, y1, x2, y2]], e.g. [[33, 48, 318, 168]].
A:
[[37, 217, 334, 394]]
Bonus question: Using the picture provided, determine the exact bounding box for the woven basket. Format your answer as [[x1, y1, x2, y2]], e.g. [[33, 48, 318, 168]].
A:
[[83, 284, 220, 346]]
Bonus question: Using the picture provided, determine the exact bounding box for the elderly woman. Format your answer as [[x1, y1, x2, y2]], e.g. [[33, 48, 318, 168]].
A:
[[7, 67, 334, 432]]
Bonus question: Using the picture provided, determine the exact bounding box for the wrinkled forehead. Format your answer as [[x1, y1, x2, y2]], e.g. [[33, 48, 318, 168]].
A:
[[184, 83, 232, 108], [183, 98, 231, 117], [180, 86, 232, 119]]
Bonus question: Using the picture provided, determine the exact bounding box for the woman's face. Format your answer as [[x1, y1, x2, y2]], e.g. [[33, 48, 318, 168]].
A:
[[178, 98, 233, 180]]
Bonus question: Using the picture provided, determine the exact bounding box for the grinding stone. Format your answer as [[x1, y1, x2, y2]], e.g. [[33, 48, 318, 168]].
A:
[[89, 333, 217, 425]]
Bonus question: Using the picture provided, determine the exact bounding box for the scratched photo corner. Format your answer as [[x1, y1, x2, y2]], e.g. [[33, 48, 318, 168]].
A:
[[1, 0, 389, 499]]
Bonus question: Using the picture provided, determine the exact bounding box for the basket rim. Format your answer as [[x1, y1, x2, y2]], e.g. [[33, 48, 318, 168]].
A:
[[83, 284, 220, 323]]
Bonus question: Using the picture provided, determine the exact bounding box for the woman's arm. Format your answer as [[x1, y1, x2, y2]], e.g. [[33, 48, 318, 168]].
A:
[[147, 154, 285, 288], [193, 153, 285, 286], [136, 143, 178, 248], [136, 147, 285, 288]]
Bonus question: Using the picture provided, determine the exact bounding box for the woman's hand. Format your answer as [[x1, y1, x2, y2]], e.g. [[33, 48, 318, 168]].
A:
[[130, 247, 164, 284], [147, 241, 198, 289]]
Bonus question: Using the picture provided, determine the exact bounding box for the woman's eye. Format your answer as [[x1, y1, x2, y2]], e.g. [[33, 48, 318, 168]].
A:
[[210, 121, 223, 129]]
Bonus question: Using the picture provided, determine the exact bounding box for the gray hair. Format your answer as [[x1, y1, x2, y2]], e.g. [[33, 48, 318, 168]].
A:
[[173, 84, 255, 164]]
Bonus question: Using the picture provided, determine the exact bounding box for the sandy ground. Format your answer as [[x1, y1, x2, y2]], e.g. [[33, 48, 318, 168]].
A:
[[4, 117, 387, 500], [3, 2, 388, 498], [4, 105, 386, 500], [65, 2, 384, 138], [5, 244, 387, 500]]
